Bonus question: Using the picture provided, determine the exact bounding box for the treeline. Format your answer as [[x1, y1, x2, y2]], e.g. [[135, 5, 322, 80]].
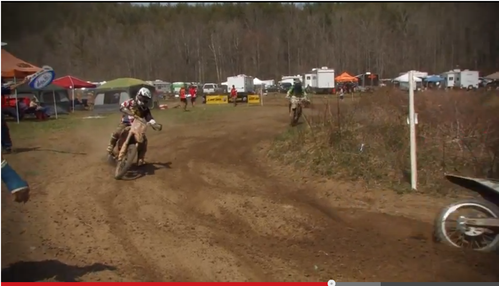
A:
[[2, 3, 498, 82]]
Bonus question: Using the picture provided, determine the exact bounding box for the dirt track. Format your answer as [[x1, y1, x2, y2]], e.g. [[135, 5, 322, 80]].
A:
[[2, 99, 498, 282]]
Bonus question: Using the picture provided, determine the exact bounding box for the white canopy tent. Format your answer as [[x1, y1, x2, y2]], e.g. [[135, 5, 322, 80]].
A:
[[394, 73, 422, 83], [253, 77, 263, 85], [485, 71, 499, 80]]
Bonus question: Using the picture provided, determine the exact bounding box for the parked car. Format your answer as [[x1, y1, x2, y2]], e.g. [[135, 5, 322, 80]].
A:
[[479, 77, 493, 88], [202, 83, 218, 94], [278, 82, 292, 93], [264, 85, 279, 93], [486, 80, 499, 90]]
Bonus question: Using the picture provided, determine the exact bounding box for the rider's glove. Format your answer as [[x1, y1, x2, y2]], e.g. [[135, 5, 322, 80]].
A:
[[153, 123, 162, 131]]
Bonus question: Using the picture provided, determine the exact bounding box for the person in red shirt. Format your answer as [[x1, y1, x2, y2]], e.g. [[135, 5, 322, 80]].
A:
[[189, 85, 197, 107], [179, 86, 187, 111], [230, 85, 237, 107]]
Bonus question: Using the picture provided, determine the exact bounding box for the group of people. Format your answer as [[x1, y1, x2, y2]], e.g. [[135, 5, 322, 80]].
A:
[[178, 84, 240, 108], [178, 85, 198, 111]]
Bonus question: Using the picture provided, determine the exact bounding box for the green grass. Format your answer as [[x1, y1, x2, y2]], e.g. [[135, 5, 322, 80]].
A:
[[7, 115, 83, 140], [154, 104, 248, 124], [6, 103, 249, 141]]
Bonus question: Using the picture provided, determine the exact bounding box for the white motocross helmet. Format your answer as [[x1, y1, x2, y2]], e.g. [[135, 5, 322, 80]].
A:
[[135, 87, 152, 108]]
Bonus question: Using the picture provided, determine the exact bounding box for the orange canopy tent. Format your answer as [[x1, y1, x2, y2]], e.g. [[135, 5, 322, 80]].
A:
[[335, 72, 358, 82], [1, 49, 41, 78]]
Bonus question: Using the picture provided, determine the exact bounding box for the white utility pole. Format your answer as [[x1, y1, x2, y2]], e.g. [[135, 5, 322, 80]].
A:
[[408, 70, 417, 190]]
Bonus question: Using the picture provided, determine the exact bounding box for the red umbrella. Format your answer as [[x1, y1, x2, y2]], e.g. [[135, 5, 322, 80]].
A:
[[53, 75, 96, 89], [53, 76, 96, 112]]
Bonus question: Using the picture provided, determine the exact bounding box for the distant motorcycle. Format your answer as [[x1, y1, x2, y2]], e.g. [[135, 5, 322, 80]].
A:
[[289, 96, 306, 126], [433, 174, 499, 252]]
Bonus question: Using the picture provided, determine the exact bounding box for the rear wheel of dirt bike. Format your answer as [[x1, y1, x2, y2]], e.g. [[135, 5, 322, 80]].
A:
[[114, 144, 138, 180], [433, 199, 499, 252]]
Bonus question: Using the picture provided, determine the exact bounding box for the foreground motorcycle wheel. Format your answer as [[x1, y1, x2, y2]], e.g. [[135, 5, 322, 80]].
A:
[[290, 109, 297, 126], [433, 199, 499, 252], [290, 106, 302, 126], [114, 144, 138, 180]]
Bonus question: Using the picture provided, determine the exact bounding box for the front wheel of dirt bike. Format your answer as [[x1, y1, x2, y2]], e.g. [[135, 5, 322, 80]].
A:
[[290, 105, 302, 126], [296, 105, 302, 121], [114, 144, 138, 180], [433, 199, 499, 252], [290, 108, 297, 126]]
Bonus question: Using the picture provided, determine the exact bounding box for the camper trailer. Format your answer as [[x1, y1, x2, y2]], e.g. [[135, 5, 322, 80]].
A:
[[303, 73, 317, 90], [441, 69, 479, 89], [227, 74, 254, 94], [311, 67, 335, 94]]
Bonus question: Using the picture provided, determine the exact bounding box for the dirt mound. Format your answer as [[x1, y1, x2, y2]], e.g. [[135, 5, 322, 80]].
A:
[[2, 102, 498, 282]]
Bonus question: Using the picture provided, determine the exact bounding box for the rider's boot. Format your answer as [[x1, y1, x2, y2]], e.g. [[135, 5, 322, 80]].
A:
[[107, 136, 118, 155], [137, 138, 148, 166], [288, 103, 292, 117]]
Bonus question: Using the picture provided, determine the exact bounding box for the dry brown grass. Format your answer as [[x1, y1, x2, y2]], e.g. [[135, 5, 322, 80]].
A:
[[269, 88, 499, 195]]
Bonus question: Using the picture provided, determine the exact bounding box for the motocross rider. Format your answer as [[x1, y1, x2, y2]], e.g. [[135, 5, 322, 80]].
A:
[[285, 78, 308, 116], [106, 87, 162, 166]]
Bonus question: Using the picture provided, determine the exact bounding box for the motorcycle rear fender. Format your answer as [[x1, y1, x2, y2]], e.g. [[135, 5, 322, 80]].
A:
[[445, 174, 499, 205]]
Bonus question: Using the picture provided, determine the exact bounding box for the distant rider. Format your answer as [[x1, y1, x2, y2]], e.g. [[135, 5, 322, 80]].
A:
[[285, 78, 308, 116], [106, 87, 162, 166]]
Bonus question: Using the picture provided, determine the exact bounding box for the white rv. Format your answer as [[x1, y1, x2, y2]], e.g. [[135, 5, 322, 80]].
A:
[[304, 72, 317, 90], [311, 67, 335, 94], [441, 69, 479, 89]]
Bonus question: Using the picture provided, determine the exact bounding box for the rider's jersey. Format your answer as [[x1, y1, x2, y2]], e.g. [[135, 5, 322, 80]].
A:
[[120, 99, 154, 124], [287, 84, 307, 98]]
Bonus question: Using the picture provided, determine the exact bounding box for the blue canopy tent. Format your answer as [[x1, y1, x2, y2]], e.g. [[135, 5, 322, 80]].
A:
[[424, 75, 444, 82]]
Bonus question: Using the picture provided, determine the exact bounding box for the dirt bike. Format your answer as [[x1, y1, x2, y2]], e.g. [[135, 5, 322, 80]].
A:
[[289, 96, 305, 126], [109, 116, 162, 180], [433, 174, 499, 252]]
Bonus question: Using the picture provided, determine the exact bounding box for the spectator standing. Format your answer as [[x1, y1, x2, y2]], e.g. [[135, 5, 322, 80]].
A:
[[189, 85, 197, 108], [179, 86, 187, 111], [230, 85, 237, 107]]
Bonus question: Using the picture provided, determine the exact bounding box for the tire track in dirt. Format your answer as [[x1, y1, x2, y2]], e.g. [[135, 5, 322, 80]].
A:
[[3, 104, 499, 281]]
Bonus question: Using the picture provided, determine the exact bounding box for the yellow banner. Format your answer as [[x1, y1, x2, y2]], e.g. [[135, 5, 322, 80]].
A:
[[248, 94, 260, 104], [205, 95, 228, 104]]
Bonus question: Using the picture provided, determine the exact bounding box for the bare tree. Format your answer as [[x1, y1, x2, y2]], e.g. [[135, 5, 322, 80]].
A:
[[2, 3, 497, 81]]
